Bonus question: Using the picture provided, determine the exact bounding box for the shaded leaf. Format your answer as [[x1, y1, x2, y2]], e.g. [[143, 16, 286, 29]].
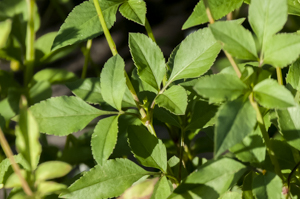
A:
[[288, 0, 300, 16], [29, 81, 52, 104], [286, 58, 300, 90]]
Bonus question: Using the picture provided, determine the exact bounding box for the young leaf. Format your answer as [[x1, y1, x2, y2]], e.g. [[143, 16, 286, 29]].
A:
[[127, 125, 167, 173], [129, 33, 166, 92], [215, 99, 256, 157], [37, 181, 67, 196], [66, 78, 104, 105], [155, 85, 188, 115], [249, 0, 288, 50], [29, 96, 116, 136], [35, 161, 72, 182], [253, 79, 296, 109], [15, 97, 41, 171], [60, 159, 150, 199], [150, 176, 172, 199], [263, 33, 300, 68], [210, 21, 258, 60], [288, 0, 300, 16], [32, 68, 78, 85], [91, 116, 119, 165], [277, 105, 300, 151], [286, 58, 300, 90], [100, 55, 126, 111], [52, 0, 121, 51], [252, 172, 283, 199], [168, 158, 247, 199], [182, 0, 243, 29], [119, 0, 146, 25], [167, 28, 221, 83], [194, 73, 248, 103]]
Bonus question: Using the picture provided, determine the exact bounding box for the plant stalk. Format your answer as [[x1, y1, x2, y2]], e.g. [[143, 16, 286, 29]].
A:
[[25, 0, 36, 86], [276, 67, 283, 85], [145, 18, 156, 43], [249, 93, 283, 180], [0, 128, 33, 196], [178, 127, 185, 182], [81, 39, 93, 79]]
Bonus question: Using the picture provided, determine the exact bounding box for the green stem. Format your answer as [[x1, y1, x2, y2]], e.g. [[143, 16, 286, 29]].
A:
[[0, 128, 33, 196], [295, 90, 300, 103], [145, 18, 156, 43], [81, 39, 93, 79], [276, 67, 283, 85], [178, 126, 185, 182], [165, 174, 179, 185], [287, 161, 300, 195], [25, 0, 36, 86], [249, 93, 283, 180]]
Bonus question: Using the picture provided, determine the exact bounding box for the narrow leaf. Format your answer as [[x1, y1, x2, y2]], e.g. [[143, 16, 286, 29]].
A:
[[60, 159, 149, 199], [253, 79, 296, 109], [35, 161, 72, 182], [129, 33, 166, 91], [286, 58, 300, 90], [119, 0, 146, 25], [128, 125, 167, 173], [155, 85, 188, 115], [167, 28, 221, 83], [194, 73, 248, 103], [100, 55, 126, 110], [29, 96, 115, 136], [182, 0, 243, 29], [91, 116, 119, 165], [210, 21, 257, 60], [215, 99, 257, 157], [150, 176, 172, 199]]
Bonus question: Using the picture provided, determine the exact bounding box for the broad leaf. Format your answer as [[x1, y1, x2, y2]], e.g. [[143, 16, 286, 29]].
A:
[[32, 68, 77, 85], [35, 161, 72, 182], [210, 21, 257, 60], [288, 0, 300, 16], [151, 176, 172, 199], [215, 99, 256, 157], [167, 28, 221, 83], [286, 58, 300, 90], [155, 85, 188, 115], [194, 73, 248, 103], [29, 81, 52, 104], [100, 55, 126, 111], [129, 33, 166, 92], [119, 0, 146, 25], [52, 0, 121, 51], [253, 79, 296, 109], [15, 98, 41, 171], [168, 158, 247, 199], [277, 105, 300, 151], [29, 96, 116, 136], [182, 0, 243, 29], [252, 172, 283, 199], [249, 0, 287, 50], [263, 33, 300, 68], [128, 125, 167, 173], [91, 116, 119, 165], [60, 159, 149, 199], [66, 78, 104, 105]]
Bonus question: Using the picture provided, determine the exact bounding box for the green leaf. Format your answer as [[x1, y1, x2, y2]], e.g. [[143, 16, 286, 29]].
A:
[[249, 0, 288, 50], [52, 0, 121, 51], [5, 170, 27, 188], [277, 105, 300, 151], [121, 178, 157, 199], [15, 97, 41, 171], [128, 125, 167, 173], [182, 0, 243, 29], [167, 28, 221, 83], [168, 158, 247, 199], [270, 140, 297, 170], [253, 79, 296, 109], [91, 116, 119, 165], [220, 191, 242, 199], [129, 33, 166, 92], [155, 85, 188, 115], [194, 73, 248, 103], [210, 21, 257, 60], [0, 19, 12, 48], [286, 58, 300, 90], [151, 176, 172, 199], [167, 156, 188, 181], [263, 33, 300, 68], [29, 81, 52, 104], [29, 96, 116, 136], [32, 68, 78, 85], [100, 55, 126, 111], [215, 99, 256, 157], [131, 68, 158, 93], [35, 161, 72, 182], [288, 0, 300, 16], [252, 172, 283, 199], [154, 106, 181, 128], [60, 159, 149, 199], [66, 78, 104, 105], [119, 0, 146, 25], [37, 181, 67, 196]]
